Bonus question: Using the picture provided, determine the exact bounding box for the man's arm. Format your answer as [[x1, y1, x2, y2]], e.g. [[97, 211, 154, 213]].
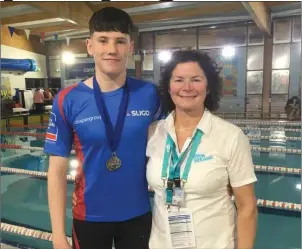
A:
[[48, 156, 71, 249], [44, 91, 74, 249]]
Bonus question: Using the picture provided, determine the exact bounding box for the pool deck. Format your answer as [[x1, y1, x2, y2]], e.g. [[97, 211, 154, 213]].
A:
[[1, 244, 19, 249]]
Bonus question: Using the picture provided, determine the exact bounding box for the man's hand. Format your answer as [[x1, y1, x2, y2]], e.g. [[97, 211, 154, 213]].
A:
[[52, 236, 72, 249], [72, 192, 77, 208]]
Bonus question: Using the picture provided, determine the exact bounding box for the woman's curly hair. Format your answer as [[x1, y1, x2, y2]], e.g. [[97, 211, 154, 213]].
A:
[[158, 50, 223, 115]]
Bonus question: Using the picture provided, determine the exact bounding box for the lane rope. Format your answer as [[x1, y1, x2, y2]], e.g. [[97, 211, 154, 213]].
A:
[[230, 120, 301, 126], [5, 119, 301, 130], [1, 143, 300, 154], [1, 165, 299, 178], [247, 135, 301, 141], [240, 127, 301, 132], [1, 222, 72, 245], [1, 166, 301, 212], [1, 131, 301, 141]]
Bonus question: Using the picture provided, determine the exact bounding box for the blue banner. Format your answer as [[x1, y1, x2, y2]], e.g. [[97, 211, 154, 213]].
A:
[[67, 62, 137, 80], [67, 62, 95, 80]]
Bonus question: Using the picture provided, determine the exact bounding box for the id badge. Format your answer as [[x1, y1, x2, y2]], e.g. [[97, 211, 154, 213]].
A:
[[165, 207, 196, 249], [172, 187, 185, 207]]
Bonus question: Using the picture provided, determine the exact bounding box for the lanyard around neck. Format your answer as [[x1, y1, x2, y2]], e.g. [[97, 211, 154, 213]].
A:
[[161, 129, 203, 184], [92, 76, 129, 154]]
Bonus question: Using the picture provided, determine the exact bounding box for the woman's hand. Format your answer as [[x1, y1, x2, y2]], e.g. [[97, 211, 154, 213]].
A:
[[227, 183, 233, 197]]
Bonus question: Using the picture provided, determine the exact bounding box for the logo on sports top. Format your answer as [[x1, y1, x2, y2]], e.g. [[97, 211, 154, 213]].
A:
[[46, 112, 58, 142], [74, 116, 102, 125], [127, 110, 150, 117], [48, 118, 55, 128]]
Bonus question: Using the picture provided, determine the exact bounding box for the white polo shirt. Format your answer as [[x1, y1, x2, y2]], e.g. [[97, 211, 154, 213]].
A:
[[146, 109, 257, 249]]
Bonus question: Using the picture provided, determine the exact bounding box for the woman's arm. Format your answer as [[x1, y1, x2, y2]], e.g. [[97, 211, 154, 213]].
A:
[[233, 183, 258, 249]]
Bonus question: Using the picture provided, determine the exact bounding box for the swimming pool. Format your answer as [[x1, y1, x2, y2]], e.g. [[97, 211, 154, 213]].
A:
[[1, 120, 301, 249]]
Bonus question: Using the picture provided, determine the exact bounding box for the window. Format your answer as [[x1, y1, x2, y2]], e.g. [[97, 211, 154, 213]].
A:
[[271, 70, 289, 94], [248, 24, 264, 45], [25, 78, 46, 89], [247, 46, 264, 70], [273, 19, 291, 44], [156, 28, 197, 50], [272, 44, 290, 69], [140, 32, 153, 52], [247, 71, 263, 94], [199, 25, 246, 49], [292, 16, 301, 42]]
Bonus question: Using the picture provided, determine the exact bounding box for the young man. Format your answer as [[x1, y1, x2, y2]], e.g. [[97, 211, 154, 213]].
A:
[[44, 7, 161, 249]]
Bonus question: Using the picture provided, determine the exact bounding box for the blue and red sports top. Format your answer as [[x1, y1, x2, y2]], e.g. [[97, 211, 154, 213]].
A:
[[44, 77, 161, 222]]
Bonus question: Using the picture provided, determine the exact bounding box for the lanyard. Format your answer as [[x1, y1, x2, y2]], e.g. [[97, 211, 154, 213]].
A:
[[92, 76, 129, 155], [161, 129, 203, 204]]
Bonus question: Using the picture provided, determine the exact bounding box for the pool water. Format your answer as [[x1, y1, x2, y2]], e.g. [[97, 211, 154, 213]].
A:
[[1, 123, 301, 249]]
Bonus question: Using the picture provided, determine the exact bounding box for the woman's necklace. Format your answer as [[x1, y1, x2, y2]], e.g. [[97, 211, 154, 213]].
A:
[[175, 124, 196, 132], [175, 127, 195, 132]]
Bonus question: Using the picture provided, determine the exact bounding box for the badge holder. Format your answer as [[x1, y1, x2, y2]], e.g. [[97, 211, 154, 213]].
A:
[[171, 178, 185, 207], [165, 208, 197, 249], [161, 130, 203, 248]]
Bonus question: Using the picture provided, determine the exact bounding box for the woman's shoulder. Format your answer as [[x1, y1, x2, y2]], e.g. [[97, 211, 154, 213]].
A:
[[148, 119, 165, 141], [147, 120, 166, 157], [210, 114, 243, 135]]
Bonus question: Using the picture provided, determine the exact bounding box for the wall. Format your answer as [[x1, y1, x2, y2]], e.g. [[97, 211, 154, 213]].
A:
[[47, 41, 154, 80], [219, 46, 247, 113], [1, 26, 47, 94], [49, 58, 61, 78], [1, 25, 46, 55], [47, 39, 87, 56], [1, 45, 47, 93]]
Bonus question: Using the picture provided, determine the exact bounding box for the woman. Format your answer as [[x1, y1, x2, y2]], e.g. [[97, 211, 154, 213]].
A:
[[43, 88, 53, 105], [147, 50, 257, 249], [285, 96, 301, 120], [33, 88, 44, 113]]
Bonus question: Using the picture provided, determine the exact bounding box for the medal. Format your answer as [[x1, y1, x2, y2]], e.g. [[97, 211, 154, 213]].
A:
[[93, 76, 129, 172], [106, 152, 122, 171]]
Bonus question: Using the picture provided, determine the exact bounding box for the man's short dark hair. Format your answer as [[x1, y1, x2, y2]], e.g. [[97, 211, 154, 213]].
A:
[[89, 7, 134, 36], [159, 50, 223, 115]]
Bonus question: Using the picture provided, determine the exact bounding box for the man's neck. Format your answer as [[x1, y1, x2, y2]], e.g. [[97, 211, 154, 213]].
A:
[[95, 68, 127, 92]]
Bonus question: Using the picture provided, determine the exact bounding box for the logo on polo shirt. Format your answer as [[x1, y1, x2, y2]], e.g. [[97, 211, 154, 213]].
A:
[[194, 153, 213, 163], [74, 116, 101, 125], [127, 110, 150, 117]]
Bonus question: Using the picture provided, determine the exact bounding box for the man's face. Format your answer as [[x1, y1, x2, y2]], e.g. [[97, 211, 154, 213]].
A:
[[86, 31, 134, 76]]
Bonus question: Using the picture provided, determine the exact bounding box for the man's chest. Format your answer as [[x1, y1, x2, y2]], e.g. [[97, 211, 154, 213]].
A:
[[71, 97, 155, 145]]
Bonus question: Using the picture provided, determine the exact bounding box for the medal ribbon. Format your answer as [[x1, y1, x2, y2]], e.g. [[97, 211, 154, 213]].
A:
[[93, 76, 129, 155], [161, 129, 203, 205]]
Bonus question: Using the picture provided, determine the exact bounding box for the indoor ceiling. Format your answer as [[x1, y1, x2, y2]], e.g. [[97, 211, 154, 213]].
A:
[[0, 1, 300, 42]]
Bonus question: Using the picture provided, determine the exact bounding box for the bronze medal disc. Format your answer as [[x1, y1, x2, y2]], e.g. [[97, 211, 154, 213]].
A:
[[106, 155, 121, 171]]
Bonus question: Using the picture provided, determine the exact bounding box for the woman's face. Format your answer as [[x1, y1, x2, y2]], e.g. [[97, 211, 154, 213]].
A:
[[169, 61, 208, 113]]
